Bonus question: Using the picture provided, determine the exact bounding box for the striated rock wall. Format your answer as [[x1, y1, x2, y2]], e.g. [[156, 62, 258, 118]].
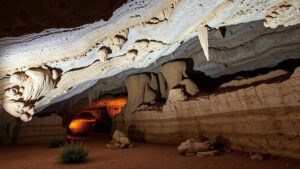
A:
[[0, 115, 65, 144], [1, 0, 299, 122], [126, 67, 300, 159]]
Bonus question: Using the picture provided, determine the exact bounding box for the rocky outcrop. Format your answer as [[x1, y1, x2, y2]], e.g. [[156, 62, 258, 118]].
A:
[[126, 67, 300, 159]]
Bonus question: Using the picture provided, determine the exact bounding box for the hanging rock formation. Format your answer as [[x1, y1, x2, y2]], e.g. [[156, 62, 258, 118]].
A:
[[197, 26, 209, 61], [3, 66, 60, 122], [122, 61, 199, 115], [160, 61, 188, 92]]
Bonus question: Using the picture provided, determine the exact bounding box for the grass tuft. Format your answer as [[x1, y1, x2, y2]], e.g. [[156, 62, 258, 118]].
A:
[[59, 141, 88, 164]]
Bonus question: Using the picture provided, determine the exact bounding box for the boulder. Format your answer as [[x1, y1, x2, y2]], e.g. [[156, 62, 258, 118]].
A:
[[107, 130, 133, 149], [177, 139, 212, 155], [166, 88, 187, 104]]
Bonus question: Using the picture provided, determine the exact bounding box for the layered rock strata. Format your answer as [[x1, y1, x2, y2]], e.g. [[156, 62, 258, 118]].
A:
[[0, 115, 65, 144], [126, 67, 300, 159], [14, 20, 299, 131], [1, 0, 299, 123]]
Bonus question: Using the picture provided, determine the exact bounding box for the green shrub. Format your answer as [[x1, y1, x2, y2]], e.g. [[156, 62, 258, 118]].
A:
[[59, 141, 88, 164], [48, 139, 64, 148]]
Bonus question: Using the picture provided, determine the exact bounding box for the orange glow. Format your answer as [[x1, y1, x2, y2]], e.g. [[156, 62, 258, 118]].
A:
[[68, 97, 126, 134], [92, 97, 126, 117], [69, 119, 96, 133]]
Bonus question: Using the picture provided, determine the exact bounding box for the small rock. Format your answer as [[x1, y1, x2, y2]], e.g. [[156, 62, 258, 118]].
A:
[[196, 150, 219, 157], [106, 144, 112, 149], [166, 88, 187, 104], [185, 153, 196, 156], [119, 144, 126, 148], [114, 142, 121, 147], [250, 153, 264, 160]]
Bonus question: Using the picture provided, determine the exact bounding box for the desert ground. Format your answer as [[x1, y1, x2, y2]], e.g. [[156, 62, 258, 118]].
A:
[[0, 135, 300, 169]]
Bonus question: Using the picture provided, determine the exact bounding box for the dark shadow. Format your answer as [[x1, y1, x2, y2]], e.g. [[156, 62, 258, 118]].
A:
[[214, 135, 231, 150], [182, 58, 300, 94], [0, 0, 128, 38], [128, 124, 145, 142]]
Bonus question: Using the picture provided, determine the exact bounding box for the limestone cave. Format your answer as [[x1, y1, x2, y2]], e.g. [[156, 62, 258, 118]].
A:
[[0, 0, 300, 169]]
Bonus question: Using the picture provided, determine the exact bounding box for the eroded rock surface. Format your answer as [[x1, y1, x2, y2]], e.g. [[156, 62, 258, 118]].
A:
[[128, 67, 300, 159], [122, 61, 198, 114], [0, 114, 65, 144], [3, 66, 60, 122], [1, 0, 299, 121]]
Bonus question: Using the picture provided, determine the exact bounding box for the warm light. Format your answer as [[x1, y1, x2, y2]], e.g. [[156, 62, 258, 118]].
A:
[[68, 97, 126, 133], [92, 97, 126, 117], [69, 119, 96, 133]]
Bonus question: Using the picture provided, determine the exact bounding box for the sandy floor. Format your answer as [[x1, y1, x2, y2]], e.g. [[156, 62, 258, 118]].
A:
[[1, 135, 300, 169]]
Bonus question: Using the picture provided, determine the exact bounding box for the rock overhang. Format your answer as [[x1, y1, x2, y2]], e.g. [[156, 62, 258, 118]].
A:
[[0, 0, 299, 122]]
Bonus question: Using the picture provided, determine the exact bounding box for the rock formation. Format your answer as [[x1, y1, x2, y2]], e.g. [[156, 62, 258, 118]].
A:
[[160, 61, 188, 91], [166, 89, 187, 104], [197, 26, 209, 61], [0, 0, 299, 160], [128, 67, 300, 159], [1, 0, 299, 118], [177, 139, 213, 155], [106, 130, 133, 149], [122, 73, 157, 114], [122, 61, 199, 114], [0, 114, 65, 144], [3, 66, 60, 122], [264, 0, 300, 28]]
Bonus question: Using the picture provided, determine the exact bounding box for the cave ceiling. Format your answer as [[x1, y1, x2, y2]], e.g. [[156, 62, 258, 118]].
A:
[[0, 0, 299, 123]]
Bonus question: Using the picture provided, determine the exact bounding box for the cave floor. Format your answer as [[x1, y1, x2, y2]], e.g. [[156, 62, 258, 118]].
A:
[[0, 135, 300, 169]]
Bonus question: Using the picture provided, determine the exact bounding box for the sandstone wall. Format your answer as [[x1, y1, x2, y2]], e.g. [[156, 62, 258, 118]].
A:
[[0, 115, 66, 144], [127, 68, 300, 159]]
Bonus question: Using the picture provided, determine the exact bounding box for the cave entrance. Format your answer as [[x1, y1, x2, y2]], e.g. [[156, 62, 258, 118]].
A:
[[67, 97, 126, 139]]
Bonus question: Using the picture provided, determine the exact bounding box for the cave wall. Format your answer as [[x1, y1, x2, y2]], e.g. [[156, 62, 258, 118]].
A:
[[0, 115, 65, 144], [126, 67, 300, 159]]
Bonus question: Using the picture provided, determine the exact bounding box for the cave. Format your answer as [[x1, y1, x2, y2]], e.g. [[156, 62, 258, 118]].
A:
[[0, 0, 300, 169], [66, 96, 126, 139], [68, 109, 111, 137]]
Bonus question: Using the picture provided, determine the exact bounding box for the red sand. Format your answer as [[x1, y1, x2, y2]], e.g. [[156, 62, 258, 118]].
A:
[[0, 135, 300, 169]]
